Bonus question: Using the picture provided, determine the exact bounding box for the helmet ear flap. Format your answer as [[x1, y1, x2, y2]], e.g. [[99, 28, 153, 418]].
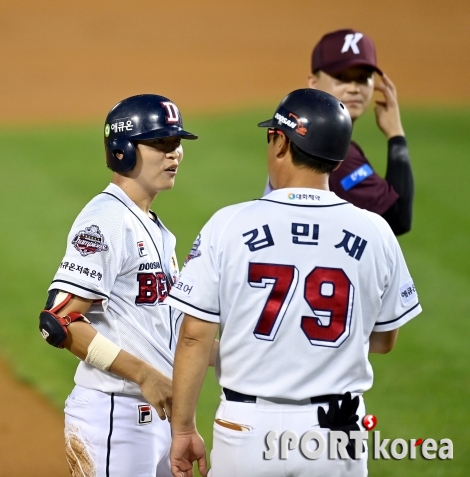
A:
[[105, 137, 136, 173]]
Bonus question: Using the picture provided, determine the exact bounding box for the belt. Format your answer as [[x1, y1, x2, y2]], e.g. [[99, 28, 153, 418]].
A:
[[223, 388, 345, 404]]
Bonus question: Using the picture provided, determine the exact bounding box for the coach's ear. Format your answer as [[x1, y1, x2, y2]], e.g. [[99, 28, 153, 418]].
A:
[[274, 132, 290, 158]]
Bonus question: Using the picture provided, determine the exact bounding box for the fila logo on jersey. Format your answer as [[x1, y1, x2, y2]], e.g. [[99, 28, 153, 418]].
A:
[[137, 241, 147, 257], [72, 225, 109, 256], [138, 405, 152, 424], [341, 33, 364, 54], [161, 101, 180, 124]]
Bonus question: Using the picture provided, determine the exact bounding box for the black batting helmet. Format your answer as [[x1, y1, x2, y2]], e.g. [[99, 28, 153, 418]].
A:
[[258, 89, 351, 162], [104, 94, 198, 173]]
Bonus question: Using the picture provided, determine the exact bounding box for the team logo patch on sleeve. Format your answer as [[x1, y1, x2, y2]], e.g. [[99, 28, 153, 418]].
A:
[[138, 405, 152, 424], [184, 234, 202, 266], [72, 225, 109, 256], [340, 164, 373, 191]]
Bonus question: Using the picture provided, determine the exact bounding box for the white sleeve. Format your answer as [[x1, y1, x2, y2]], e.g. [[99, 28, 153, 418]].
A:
[[373, 233, 422, 332], [48, 205, 124, 309], [165, 216, 220, 323]]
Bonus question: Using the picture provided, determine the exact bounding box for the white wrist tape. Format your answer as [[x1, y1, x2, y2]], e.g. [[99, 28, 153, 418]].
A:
[[85, 333, 121, 372]]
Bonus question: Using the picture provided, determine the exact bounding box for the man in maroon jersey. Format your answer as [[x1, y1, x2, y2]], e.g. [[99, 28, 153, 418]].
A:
[[264, 29, 414, 236]]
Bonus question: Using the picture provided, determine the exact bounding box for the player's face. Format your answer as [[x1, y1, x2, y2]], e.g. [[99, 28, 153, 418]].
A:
[[134, 137, 183, 193], [308, 67, 375, 120]]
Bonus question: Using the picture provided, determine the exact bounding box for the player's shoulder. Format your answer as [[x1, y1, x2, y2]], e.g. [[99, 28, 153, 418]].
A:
[[349, 140, 365, 155], [200, 200, 263, 241], [77, 193, 122, 219], [209, 200, 259, 223], [354, 206, 397, 244], [72, 185, 134, 233]]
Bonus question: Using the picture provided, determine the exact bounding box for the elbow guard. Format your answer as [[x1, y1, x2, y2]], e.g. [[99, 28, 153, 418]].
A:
[[39, 290, 90, 348]]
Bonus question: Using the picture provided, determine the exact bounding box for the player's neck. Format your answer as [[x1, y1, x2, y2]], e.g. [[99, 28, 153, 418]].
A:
[[273, 170, 330, 191], [111, 175, 157, 214]]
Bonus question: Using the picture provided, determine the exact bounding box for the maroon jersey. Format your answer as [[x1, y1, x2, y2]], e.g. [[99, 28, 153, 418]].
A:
[[329, 141, 398, 215]]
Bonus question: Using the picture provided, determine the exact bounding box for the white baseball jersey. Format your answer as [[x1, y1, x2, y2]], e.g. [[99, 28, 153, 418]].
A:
[[49, 183, 181, 395], [165, 188, 422, 400]]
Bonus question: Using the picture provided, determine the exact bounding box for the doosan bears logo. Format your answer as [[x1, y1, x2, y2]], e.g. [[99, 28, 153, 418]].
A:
[[288, 112, 308, 136], [72, 225, 109, 256], [275, 107, 311, 137]]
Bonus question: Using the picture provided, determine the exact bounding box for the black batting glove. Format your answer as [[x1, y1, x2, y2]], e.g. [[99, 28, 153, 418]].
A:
[[317, 392, 363, 459]]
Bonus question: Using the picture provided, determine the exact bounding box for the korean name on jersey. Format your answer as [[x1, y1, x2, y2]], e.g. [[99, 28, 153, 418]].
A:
[[165, 188, 421, 400], [49, 184, 180, 395]]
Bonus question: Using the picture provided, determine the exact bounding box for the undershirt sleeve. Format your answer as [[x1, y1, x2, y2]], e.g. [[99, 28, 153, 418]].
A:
[[382, 136, 414, 236]]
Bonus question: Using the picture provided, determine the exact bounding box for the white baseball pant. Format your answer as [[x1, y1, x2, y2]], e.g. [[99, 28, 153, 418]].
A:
[[64, 385, 172, 477], [208, 393, 368, 477]]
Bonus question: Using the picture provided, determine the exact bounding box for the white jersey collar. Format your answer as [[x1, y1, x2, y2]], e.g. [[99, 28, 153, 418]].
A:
[[261, 187, 347, 207], [102, 183, 177, 281], [103, 183, 156, 223]]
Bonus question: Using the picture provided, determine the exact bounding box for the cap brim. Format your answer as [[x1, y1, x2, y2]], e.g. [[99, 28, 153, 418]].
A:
[[319, 59, 383, 76], [257, 119, 276, 128]]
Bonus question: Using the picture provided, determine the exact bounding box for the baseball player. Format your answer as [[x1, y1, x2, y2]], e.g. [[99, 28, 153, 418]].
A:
[[166, 89, 421, 477], [264, 29, 414, 236], [38, 94, 198, 477]]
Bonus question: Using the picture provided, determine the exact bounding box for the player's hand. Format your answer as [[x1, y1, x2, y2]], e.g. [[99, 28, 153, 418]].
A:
[[138, 364, 173, 420], [171, 429, 208, 477], [374, 73, 405, 139]]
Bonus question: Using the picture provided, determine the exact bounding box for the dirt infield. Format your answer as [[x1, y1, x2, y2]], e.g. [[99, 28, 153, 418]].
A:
[[1, 1, 468, 475], [0, 359, 69, 477]]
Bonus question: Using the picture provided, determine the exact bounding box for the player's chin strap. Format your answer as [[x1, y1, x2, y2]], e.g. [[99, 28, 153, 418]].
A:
[[39, 290, 90, 349]]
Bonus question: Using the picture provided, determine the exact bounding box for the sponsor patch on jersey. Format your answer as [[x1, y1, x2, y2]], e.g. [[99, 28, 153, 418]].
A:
[[137, 241, 147, 257], [184, 234, 202, 266], [72, 225, 109, 256], [57, 256, 104, 283], [138, 404, 152, 424], [287, 192, 321, 202], [340, 164, 373, 191], [173, 274, 197, 296], [399, 280, 417, 305]]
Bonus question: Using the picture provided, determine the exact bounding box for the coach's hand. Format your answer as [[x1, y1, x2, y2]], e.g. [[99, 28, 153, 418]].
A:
[[374, 73, 405, 139], [137, 363, 173, 420], [171, 429, 208, 477]]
